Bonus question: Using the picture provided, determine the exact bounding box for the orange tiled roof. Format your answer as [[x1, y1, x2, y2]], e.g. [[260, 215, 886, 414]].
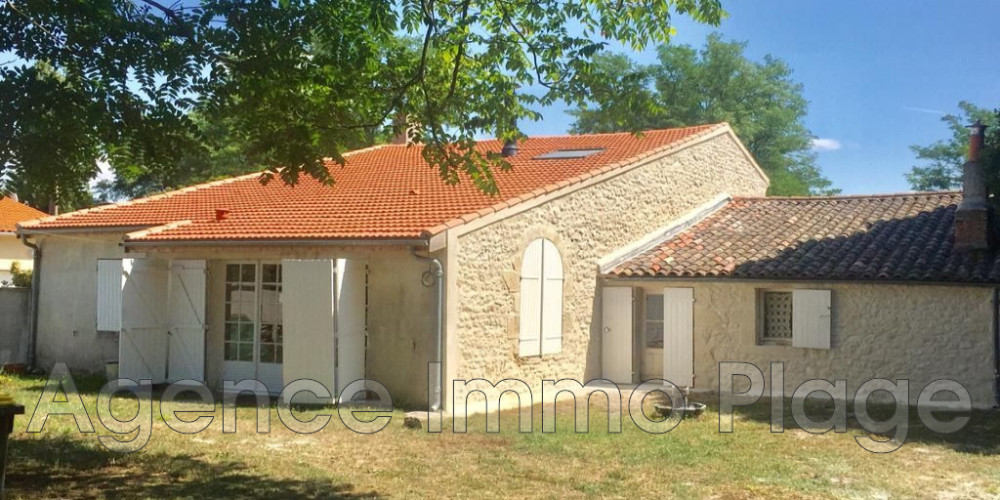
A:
[[607, 192, 1000, 284], [19, 124, 731, 241], [0, 197, 47, 232]]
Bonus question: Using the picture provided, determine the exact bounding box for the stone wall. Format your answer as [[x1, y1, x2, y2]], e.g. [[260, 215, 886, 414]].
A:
[[624, 279, 996, 408], [0, 287, 29, 366], [452, 132, 769, 390]]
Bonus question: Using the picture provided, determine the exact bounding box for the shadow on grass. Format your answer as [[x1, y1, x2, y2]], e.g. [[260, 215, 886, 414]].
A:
[[5, 436, 379, 499], [684, 392, 1000, 455]]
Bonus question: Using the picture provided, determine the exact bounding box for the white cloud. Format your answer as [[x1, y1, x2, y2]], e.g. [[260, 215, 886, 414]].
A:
[[810, 138, 842, 152]]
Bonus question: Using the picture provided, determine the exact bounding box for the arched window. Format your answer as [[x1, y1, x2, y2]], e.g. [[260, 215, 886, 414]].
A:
[[518, 238, 564, 357]]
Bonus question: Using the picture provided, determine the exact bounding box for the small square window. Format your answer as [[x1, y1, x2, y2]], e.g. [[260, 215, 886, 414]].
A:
[[760, 291, 793, 345]]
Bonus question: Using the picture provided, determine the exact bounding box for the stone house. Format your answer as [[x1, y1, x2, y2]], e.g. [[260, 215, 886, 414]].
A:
[[16, 122, 998, 410]]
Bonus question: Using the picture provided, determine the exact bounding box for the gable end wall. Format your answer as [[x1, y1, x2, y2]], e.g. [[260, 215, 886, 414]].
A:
[[452, 133, 768, 387]]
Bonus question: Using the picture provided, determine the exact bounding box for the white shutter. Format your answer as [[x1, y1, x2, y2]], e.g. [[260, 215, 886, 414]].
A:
[[281, 259, 336, 402], [540, 240, 563, 355], [96, 259, 123, 332], [120, 258, 169, 382], [518, 240, 543, 357], [602, 287, 633, 383], [167, 260, 206, 383], [335, 258, 367, 400], [663, 287, 694, 387], [792, 289, 831, 349]]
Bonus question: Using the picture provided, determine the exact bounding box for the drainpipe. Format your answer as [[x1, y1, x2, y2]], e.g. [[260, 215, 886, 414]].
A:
[[993, 288, 1000, 408], [18, 233, 40, 370], [410, 247, 444, 412]]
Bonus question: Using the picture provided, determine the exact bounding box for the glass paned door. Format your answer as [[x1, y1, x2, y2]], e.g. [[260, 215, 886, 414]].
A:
[[222, 262, 284, 393]]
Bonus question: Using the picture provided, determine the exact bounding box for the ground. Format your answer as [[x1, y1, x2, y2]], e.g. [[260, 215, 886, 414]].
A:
[[2, 372, 999, 499]]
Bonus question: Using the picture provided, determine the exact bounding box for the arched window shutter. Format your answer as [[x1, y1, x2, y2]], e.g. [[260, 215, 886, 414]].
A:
[[540, 239, 564, 355], [518, 240, 543, 356], [519, 238, 564, 357]]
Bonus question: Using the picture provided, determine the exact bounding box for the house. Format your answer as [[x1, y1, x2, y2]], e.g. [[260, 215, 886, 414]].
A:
[[600, 124, 999, 408], [0, 197, 45, 285], [16, 121, 997, 410], [16, 123, 767, 408]]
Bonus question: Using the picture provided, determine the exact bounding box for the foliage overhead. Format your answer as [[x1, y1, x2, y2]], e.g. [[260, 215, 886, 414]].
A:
[[1, 0, 725, 210], [905, 102, 999, 193], [569, 34, 837, 196]]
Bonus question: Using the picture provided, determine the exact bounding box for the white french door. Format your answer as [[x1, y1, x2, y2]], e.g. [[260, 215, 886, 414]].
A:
[[222, 262, 284, 394]]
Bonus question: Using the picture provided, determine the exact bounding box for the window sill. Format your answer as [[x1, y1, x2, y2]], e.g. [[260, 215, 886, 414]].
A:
[[757, 340, 792, 347]]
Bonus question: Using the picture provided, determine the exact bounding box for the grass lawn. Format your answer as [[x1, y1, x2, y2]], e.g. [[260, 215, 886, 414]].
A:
[[2, 371, 999, 499]]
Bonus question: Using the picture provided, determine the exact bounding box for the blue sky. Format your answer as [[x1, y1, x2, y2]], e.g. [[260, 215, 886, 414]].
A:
[[519, 0, 1000, 195]]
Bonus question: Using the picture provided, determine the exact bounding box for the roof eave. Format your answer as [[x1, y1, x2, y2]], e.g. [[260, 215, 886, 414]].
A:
[[602, 274, 1000, 288], [123, 237, 431, 248]]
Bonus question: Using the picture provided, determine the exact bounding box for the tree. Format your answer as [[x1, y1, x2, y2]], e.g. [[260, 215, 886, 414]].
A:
[[1, 0, 726, 209], [905, 102, 999, 192], [569, 34, 836, 196]]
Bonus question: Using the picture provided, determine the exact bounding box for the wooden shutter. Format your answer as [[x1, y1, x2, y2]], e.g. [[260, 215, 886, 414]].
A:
[[120, 258, 169, 382], [540, 240, 564, 355], [663, 287, 694, 387], [602, 287, 633, 383], [792, 289, 831, 349], [518, 240, 543, 357], [166, 260, 206, 383], [282, 259, 336, 402], [335, 258, 367, 400], [96, 259, 123, 332]]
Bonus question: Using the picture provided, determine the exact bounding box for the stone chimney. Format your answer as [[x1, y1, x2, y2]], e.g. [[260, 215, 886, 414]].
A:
[[954, 121, 991, 251]]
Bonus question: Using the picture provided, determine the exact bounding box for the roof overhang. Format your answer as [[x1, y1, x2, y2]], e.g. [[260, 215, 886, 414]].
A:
[[122, 237, 430, 248]]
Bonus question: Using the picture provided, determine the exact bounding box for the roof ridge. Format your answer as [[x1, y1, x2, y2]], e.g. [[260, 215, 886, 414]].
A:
[[19, 172, 264, 228], [734, 190, 962, 202], [369, 123, 727, 145]]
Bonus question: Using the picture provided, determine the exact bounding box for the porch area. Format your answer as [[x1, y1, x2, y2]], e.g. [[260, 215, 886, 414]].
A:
[[102, 255, 386, 403]]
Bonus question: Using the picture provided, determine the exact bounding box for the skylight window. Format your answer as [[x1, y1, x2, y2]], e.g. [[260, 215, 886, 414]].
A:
[[533, 148, 605, 160]]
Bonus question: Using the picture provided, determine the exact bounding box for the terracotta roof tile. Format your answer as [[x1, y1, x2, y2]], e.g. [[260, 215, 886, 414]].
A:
[[0, 197, 46, 232], [608, 192, 1000, 284], [19, 124, 726, 242]]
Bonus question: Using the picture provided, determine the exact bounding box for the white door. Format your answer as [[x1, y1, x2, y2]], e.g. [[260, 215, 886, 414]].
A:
[[282, 259, 336, 402], [167, 260, 206, 383], [335, 259, 367, 401], [222, 262, 285, 394], [120, 258, 169, 382], [663, 287, 694, 388], [602, 287, 633, 384]]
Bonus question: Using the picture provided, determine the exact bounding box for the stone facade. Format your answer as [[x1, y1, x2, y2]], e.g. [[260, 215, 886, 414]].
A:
[[621, 279, 996, 408], [451, 132, 769, 392]]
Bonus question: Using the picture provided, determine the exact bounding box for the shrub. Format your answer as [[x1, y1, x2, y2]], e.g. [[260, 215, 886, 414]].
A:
[[9, 262, 32, 288]]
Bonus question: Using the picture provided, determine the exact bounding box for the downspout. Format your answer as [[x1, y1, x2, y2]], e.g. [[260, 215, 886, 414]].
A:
[[18, 233, 40, 370], [993, 288, 1000, 408], [411, 247, 444, 412]]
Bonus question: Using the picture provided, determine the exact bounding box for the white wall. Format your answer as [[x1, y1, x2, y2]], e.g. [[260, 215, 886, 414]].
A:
[[34, 232, 123, 372], [0, 233, 33, 283]]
